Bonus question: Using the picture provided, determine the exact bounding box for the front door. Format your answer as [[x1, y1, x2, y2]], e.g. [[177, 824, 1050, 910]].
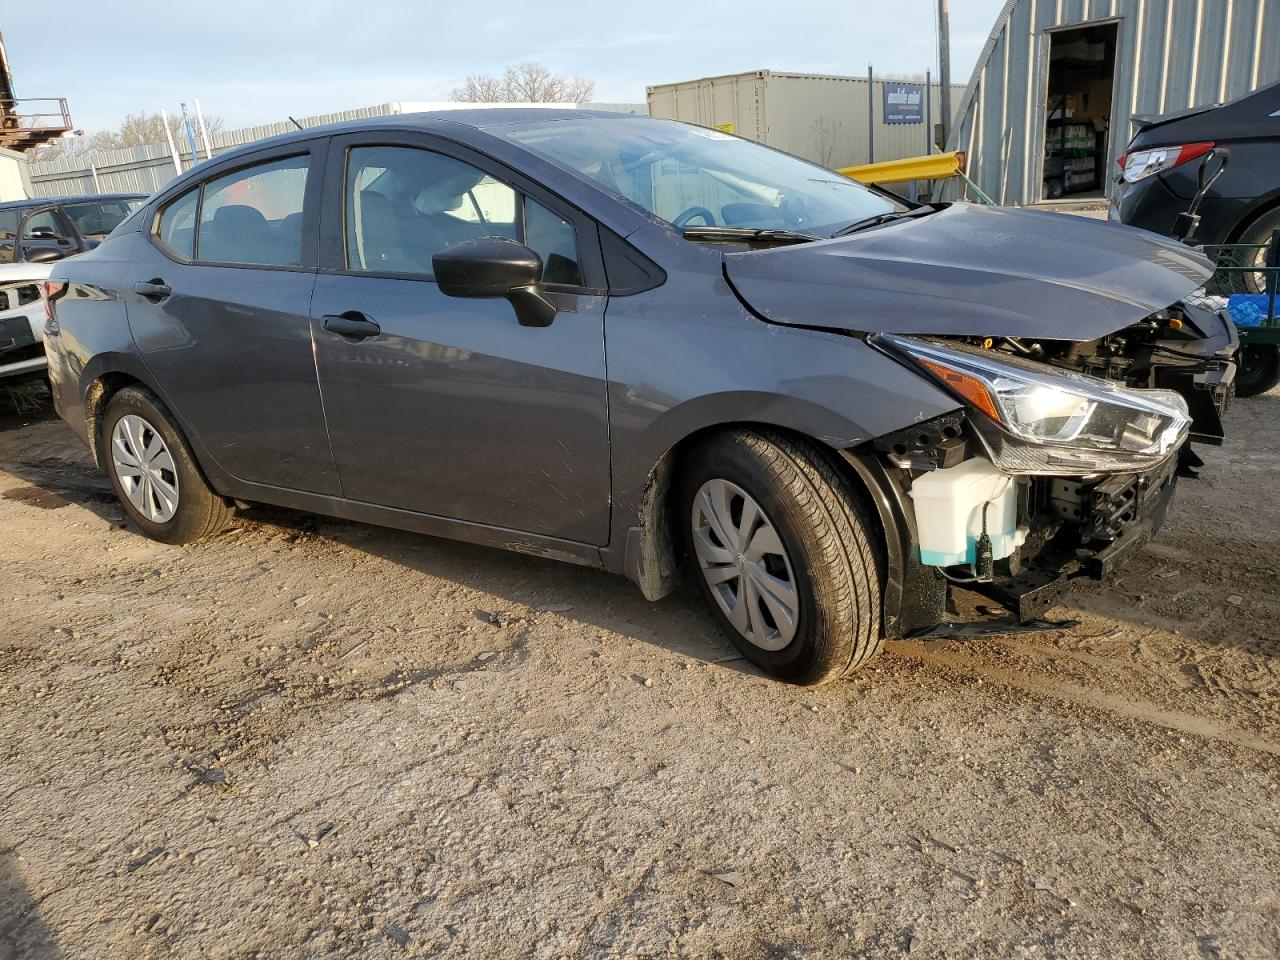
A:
[[310, 135, 611, 545], [126, 145, 340, 495], [16, 206, 78, 263]]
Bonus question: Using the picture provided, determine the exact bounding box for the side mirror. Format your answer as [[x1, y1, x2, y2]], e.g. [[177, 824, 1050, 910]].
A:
[[25, 247, 65, 264], [433, 237, 557, 328]]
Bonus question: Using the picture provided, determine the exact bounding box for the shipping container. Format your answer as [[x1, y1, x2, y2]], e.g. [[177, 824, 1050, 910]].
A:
[[646, 70, 966, 168]]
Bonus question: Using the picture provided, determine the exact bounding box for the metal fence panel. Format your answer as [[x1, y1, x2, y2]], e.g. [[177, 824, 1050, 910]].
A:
[[25, 103, 404, 198]]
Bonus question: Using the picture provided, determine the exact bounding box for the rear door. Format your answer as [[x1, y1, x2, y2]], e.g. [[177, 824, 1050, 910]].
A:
[[309, 131, 611, 544], [126, 142, 341, 495]]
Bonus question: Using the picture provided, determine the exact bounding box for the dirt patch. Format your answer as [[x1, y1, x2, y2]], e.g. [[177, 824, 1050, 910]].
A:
[[1, 389, 1278, 959]]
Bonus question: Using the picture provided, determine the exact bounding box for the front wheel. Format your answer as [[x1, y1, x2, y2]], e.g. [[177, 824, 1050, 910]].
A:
[[679, 429, 883, 685], [100, 385, 234, 543], [1235, 344, 1280, 398]]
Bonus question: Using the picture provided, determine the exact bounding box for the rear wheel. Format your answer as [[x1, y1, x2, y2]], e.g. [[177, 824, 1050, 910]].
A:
[[100, 386, 233, 543], [679, 429, 882, 685], [1235, 343, 1280, 398], [1237, 208, 1280, 295]]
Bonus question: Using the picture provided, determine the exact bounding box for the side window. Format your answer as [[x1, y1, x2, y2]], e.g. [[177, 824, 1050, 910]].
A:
[[344, 145, 582, 285], [197, 155, 309, 266], [156, 189, 198, 259], [345, 146, 517, 276], [524, 197, 582, 285]]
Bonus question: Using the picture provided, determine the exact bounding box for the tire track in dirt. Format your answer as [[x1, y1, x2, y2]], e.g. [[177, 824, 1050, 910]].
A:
[[887, 639, 1280, 757]]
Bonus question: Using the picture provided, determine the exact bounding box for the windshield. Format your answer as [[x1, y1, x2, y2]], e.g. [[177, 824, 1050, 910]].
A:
[[61, 199, 145, 239], [493, 117, 899, 237]]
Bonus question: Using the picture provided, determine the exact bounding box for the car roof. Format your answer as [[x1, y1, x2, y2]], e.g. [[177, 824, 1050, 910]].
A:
[[0, 192, 147, 211], [197, 108, 645, 163]]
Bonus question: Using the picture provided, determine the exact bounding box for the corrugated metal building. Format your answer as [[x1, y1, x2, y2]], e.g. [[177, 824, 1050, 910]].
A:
[[647, 71, 966, 168], [24, 100, 647, 199], [949, 0, 1280, 205]]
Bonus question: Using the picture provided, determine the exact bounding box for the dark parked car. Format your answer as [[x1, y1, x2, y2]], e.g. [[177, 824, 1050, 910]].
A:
[[1112, 80, 1280, 394], [45, 111, 1235, 684], [0, 193, 146, 265]]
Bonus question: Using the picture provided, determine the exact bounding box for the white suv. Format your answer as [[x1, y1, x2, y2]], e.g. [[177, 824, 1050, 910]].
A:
[[0, 261, 53, 384]]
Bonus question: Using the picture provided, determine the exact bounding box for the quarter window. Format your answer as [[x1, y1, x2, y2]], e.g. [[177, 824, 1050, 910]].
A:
[[343, 145, 581, 284], [156, 189, 198, 259], [196, 155, 309, 266], [524, 197, 581, 286], [0, 210, 18, 263]]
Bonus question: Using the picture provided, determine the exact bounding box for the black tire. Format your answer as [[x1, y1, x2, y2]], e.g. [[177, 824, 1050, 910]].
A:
[[1045, 179, 1064, 200], [678, 429, 883, 685], [1236, 208, 1280, 295], [99, 385, 233, 544], [1235, 344, 1280, 398]]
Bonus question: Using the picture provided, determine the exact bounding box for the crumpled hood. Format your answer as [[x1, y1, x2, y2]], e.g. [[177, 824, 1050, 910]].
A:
[[723, 203, 1215, 341]]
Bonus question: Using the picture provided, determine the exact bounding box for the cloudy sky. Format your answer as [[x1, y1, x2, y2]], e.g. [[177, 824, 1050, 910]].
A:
[[4, 0, 1009, 134]]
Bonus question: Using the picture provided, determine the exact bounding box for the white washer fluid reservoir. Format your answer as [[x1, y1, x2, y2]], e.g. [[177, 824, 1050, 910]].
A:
[[908, 458, 1023, 567]]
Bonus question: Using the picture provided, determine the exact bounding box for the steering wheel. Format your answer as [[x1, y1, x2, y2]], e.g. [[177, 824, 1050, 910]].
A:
[[672, 206, 716, 229]]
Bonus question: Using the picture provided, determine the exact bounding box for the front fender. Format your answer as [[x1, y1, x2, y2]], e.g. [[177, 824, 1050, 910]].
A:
[[599, 290, 959, 586]]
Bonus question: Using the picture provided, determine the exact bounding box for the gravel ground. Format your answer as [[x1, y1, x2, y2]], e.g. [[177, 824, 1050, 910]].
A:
[[1, 384, 1277, 960]]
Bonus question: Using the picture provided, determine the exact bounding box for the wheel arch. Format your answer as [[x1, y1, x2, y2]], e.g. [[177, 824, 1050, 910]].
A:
[[80, 356, 231, 503], [1225, 191, 1280, 245], [620, 419, 943, 638], [80, 352, 162, 470]]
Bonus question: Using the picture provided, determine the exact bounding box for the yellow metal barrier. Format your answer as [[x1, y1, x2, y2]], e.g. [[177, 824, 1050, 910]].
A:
[[838, 151, 965, 185]]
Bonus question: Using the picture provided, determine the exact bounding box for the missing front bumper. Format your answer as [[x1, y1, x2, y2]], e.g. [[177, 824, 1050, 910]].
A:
[[966, 454, 1179, 621]]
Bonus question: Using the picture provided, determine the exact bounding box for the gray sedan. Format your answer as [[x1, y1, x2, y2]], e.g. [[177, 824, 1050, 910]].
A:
[[44, 110, 1235, 683]]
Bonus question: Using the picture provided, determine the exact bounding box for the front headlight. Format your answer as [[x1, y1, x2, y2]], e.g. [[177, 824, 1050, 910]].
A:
[[874, 334, 1191, 474]]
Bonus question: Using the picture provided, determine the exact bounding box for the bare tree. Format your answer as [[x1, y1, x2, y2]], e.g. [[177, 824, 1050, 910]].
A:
[[33, 111, 225, 161], [812, 117, 843, 168], [453, 74, 508, 103], [453, 63, 594, 103]]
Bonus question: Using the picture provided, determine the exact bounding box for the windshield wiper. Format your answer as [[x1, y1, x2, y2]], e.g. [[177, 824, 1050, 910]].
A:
[[681, 226, 821, 245], [831, 205, 937, 238]]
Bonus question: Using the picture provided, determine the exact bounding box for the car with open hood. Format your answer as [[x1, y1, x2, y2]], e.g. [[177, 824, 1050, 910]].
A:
[[43, 110, 1235, 684]]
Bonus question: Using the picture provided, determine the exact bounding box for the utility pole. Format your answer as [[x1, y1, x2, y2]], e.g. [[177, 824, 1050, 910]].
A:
[[937, 0, 952, 150], [925, 68, 933, 155], [867, 63, 875, 164]]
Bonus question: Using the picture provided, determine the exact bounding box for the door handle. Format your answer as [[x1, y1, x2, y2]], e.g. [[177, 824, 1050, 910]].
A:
[[322, 311, 381, 340], [134, 279, 172, 301]]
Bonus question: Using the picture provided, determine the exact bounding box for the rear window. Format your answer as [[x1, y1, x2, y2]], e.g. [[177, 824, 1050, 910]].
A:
[[61, 199, 144, 239]]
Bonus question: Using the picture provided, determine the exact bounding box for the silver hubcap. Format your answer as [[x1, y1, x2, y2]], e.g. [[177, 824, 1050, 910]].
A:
[[112, 414, 180, 523], [691, 478, 800, 651]]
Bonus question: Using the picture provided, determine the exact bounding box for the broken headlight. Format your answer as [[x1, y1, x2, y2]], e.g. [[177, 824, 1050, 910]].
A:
[[873, 335, 1191, 474]]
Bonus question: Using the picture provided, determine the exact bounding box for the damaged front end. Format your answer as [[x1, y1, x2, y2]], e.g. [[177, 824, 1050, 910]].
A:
[[862, 328, 1222, 630], [716, 201, 1238, 630]]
